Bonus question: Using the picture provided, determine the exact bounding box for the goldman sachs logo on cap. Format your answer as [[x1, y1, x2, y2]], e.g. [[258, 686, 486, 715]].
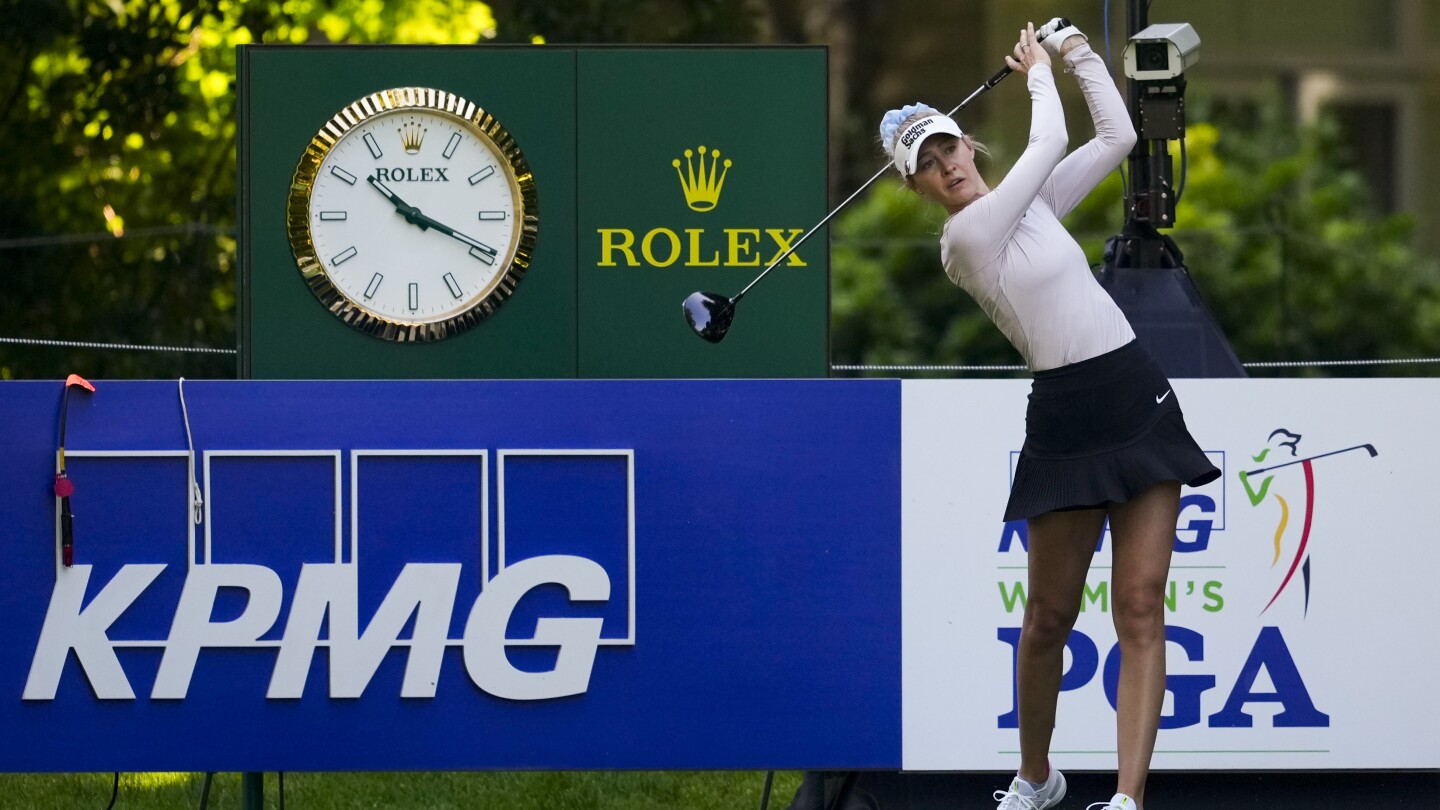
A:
[[900, 119, 935, 148], [595, 143, 806, 270]]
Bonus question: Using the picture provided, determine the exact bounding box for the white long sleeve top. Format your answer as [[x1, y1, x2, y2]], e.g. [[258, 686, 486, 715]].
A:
[[940, 45, 1139, 372]]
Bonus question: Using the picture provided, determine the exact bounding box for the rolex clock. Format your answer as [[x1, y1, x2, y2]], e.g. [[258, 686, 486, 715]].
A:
[[287, 87, 537, 342]]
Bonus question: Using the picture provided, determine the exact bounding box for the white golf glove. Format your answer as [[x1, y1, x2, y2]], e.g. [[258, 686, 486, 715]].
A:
[[1037, 17, 1086, 57]]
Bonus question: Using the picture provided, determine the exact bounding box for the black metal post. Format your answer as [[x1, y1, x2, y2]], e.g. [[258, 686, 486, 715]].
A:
[[1096, 0, 1247, 376], [242, 772, 264, 810], [1116, 0, 1179, 268], [1126, 0, 1148, 210]]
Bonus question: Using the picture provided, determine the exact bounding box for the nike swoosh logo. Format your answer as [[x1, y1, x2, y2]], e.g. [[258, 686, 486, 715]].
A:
[[1156, 390, 1172, 404]]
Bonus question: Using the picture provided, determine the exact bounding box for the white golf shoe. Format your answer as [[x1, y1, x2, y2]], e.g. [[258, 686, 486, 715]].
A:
[[992, 765, 1066, 810]]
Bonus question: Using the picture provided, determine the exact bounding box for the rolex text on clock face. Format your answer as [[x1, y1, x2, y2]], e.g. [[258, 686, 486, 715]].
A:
[[288, 88, 536, 342]]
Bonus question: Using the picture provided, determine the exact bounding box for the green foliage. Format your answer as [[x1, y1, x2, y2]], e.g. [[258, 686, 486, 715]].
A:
[[0, 0, 501, 380], [1162, 118, 1440, 375], [491, 0, 757, 44], [832, 112, 1440, 377]]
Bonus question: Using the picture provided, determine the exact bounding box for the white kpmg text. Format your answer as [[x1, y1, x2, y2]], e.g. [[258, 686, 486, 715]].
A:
[[24, 556, 609, 702]]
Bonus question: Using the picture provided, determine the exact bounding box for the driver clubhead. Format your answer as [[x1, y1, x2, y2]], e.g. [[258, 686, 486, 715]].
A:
[[682, 291, 736, 343]]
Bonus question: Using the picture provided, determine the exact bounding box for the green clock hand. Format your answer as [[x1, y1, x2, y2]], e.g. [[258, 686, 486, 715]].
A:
[[366, 174, 498, 256], [412, 211, 498, 256], [366, 175, 420, 219]]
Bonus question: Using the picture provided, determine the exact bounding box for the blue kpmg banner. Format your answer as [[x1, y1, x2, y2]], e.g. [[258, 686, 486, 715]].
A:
[[0, 380, 901, 772]]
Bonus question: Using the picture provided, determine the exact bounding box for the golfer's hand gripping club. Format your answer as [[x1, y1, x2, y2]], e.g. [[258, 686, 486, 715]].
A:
[[981, 17, 1073, 90], [1036, 17, 1085, 58]]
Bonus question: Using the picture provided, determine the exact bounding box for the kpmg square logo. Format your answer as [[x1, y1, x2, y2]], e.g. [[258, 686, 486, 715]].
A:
[[25, 447, 636, 704]]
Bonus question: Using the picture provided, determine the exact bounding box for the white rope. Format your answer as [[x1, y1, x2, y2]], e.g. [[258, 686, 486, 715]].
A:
[[834, 357, 1440, 373], [0, 223, 233, 250], [832, 364, 1029, 372], [177, 378, 204, 526], [1241, 358, 1440, 368], [0, 336, 237, 355]]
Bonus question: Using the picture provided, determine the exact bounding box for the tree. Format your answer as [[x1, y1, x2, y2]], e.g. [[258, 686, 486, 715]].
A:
[[1161, 117, 1440, 374], [0, 0, 503, 380], [831, 110, 1440, 377], [487, 0, 755, 43]]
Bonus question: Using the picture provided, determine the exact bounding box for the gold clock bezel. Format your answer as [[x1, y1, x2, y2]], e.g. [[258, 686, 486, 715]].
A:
[[286, 86, 538, 343]]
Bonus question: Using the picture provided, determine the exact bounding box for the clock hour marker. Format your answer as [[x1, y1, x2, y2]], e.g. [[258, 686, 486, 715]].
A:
[[364, 273, 383, 299], [331, 246, 358, 265], [443, 132, 461, 159], [363, 132, 383, 159], [469, 246, 496, 265], [330, 166, 358, 185], [319, 211, 348, 221], [408, 283, 419, 311], [469, 166, 495, 185], [443, 272, 463, 299], [478, 211, 507, 221]]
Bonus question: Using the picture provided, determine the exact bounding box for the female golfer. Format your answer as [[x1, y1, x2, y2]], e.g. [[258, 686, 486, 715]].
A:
[[879, 19, 1219, 810]]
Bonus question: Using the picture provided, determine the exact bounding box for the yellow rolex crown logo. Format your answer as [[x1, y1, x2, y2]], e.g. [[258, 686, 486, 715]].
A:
[[672, 145, 732, 213], [399, 121, 427, 154]]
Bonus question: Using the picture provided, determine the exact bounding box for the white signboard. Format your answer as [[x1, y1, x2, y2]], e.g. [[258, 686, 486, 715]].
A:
[[902, 379, 1440, 771]]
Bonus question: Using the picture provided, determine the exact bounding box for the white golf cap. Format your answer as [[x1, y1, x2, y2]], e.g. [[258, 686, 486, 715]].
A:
[[891, 114, 964, 177]]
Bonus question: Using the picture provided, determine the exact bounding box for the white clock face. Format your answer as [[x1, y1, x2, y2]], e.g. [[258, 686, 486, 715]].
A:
[[307, 107, 522, 325], [289, 87, 537, 342]]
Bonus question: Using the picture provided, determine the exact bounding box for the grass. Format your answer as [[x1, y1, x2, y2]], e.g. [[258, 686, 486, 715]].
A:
[[0, 771, 803, 809]]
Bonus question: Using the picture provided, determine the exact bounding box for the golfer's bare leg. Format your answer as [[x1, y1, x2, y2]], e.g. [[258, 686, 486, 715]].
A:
[[1107, 480, 1182, 807], [1017, 507, 1107, 783]]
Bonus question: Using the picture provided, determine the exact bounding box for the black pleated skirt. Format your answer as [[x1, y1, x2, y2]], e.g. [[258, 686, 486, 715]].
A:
[[1003, 339, 1221, 522]]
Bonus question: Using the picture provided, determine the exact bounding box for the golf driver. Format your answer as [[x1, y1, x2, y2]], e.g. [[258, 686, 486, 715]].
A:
[[683, 21, 1070, 343]]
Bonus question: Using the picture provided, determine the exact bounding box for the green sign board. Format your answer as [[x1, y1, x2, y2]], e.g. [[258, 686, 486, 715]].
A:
[[238, 46, 827, 379]]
